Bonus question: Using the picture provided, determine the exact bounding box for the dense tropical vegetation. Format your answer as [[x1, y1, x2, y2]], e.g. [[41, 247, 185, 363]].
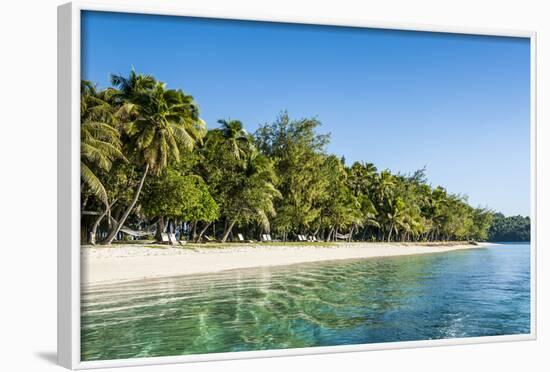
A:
[[80, 71, 529, 244], [488, 214, 530, 242]]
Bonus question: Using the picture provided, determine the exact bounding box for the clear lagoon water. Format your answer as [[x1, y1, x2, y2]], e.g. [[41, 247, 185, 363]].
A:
[[81, 243, 531, 361]]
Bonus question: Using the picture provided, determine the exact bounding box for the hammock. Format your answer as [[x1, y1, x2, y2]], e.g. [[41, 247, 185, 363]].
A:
[[335, 232, 351, 240], [119, 226, 155, 237]]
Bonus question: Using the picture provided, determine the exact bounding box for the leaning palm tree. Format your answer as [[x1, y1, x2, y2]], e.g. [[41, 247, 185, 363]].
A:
[[80, 81, 125, 208], [102, 72, 206, 244], [220, 149, 281, 242], [244, 150, 281, 224]]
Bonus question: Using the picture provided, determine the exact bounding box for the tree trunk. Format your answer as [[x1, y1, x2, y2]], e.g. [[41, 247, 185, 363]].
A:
[[326, 227, 334, 242], [81, 193, 89, 212], [387, 223, 394, 242], [155, 216, 165, 242], [102, 164, 149, 244], [313, 227, 320, 241], [221, 219, 237, 243], [196, 221, 212, 243], [88, 199, 118, 245]]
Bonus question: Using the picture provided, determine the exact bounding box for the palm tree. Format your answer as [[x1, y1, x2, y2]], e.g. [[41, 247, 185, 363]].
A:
[[242, 150, 281, 234], [102, 72, 205, 244], [375, 170, 396, 202], [216, 119, 252, 161], [427, 186, 448, 241], [201, 119, 268, 242], [220, 149, 281, 242], [110, 68, 156, 98], [347, 162, 380, 240], [80, 81, 125, 208], [357, 194, 380, 239]]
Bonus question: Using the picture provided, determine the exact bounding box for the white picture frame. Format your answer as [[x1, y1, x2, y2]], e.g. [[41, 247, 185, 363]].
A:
[[57, 1, 537, 369]]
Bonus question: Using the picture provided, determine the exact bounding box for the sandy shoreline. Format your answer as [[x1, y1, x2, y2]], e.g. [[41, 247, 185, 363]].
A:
[[81, 242, 489, 285]]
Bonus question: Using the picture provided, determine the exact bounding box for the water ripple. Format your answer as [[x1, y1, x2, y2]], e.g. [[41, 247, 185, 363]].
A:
[[81, 244, 531, 361]]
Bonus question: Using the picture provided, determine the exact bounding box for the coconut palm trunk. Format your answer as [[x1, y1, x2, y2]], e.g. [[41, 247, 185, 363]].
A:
[[387, 223, 394, 242], [348, 225, 355, 242], [221, 219, 238, 243], [102, 164, 149, 244], [88, 199, 117, 245], [155, 216, 165, 242], [326, 227, 334, 242], [196, 222, 212, 243]]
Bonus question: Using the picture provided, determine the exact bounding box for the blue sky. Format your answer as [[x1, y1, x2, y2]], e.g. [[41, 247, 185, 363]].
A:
[[81, 11, 531, 216]]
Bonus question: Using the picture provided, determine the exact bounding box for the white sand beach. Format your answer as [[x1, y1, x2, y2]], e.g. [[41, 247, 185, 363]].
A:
[[81, 242, 488, 285]]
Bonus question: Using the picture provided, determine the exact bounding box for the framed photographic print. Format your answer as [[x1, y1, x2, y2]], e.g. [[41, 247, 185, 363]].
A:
[[57, 1, 537, 369]]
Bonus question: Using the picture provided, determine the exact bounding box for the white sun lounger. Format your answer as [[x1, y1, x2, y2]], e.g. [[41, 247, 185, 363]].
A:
[[169, 233, 186, 245], [237, 233, 252, 243]]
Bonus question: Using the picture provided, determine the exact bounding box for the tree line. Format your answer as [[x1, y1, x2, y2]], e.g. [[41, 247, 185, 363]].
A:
[[488, 214, 530, 242], [80, 70, 526, 245]]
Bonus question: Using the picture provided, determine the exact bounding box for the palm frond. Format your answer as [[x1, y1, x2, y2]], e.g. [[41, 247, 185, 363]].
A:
[[81, 162, 109, 206]]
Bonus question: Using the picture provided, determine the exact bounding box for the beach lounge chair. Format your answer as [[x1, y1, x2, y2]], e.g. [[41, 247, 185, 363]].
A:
[[160, 233, 170, 244], [167, 233, 176, 245], [169, 233, 186, 246], [297, 234, 306, 242], [265, 234, 279, 242], [261, 234, 271, 242], [237, 233, 253, 243]]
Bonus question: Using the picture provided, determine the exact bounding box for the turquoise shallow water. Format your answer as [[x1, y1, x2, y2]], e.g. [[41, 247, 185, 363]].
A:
[[81, 243, 531, 361]]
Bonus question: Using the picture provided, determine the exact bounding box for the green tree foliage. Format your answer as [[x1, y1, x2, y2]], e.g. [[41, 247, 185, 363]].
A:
[[142, 169, 218, 223], [488, 214, 530, 242], [200, 120, 280, 242], [317, 155, 362, 241], [81, 72, 528, 245], [102, 70, 206, 244], [254, 113, 330, 238], [80, 81, 126, 207]]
